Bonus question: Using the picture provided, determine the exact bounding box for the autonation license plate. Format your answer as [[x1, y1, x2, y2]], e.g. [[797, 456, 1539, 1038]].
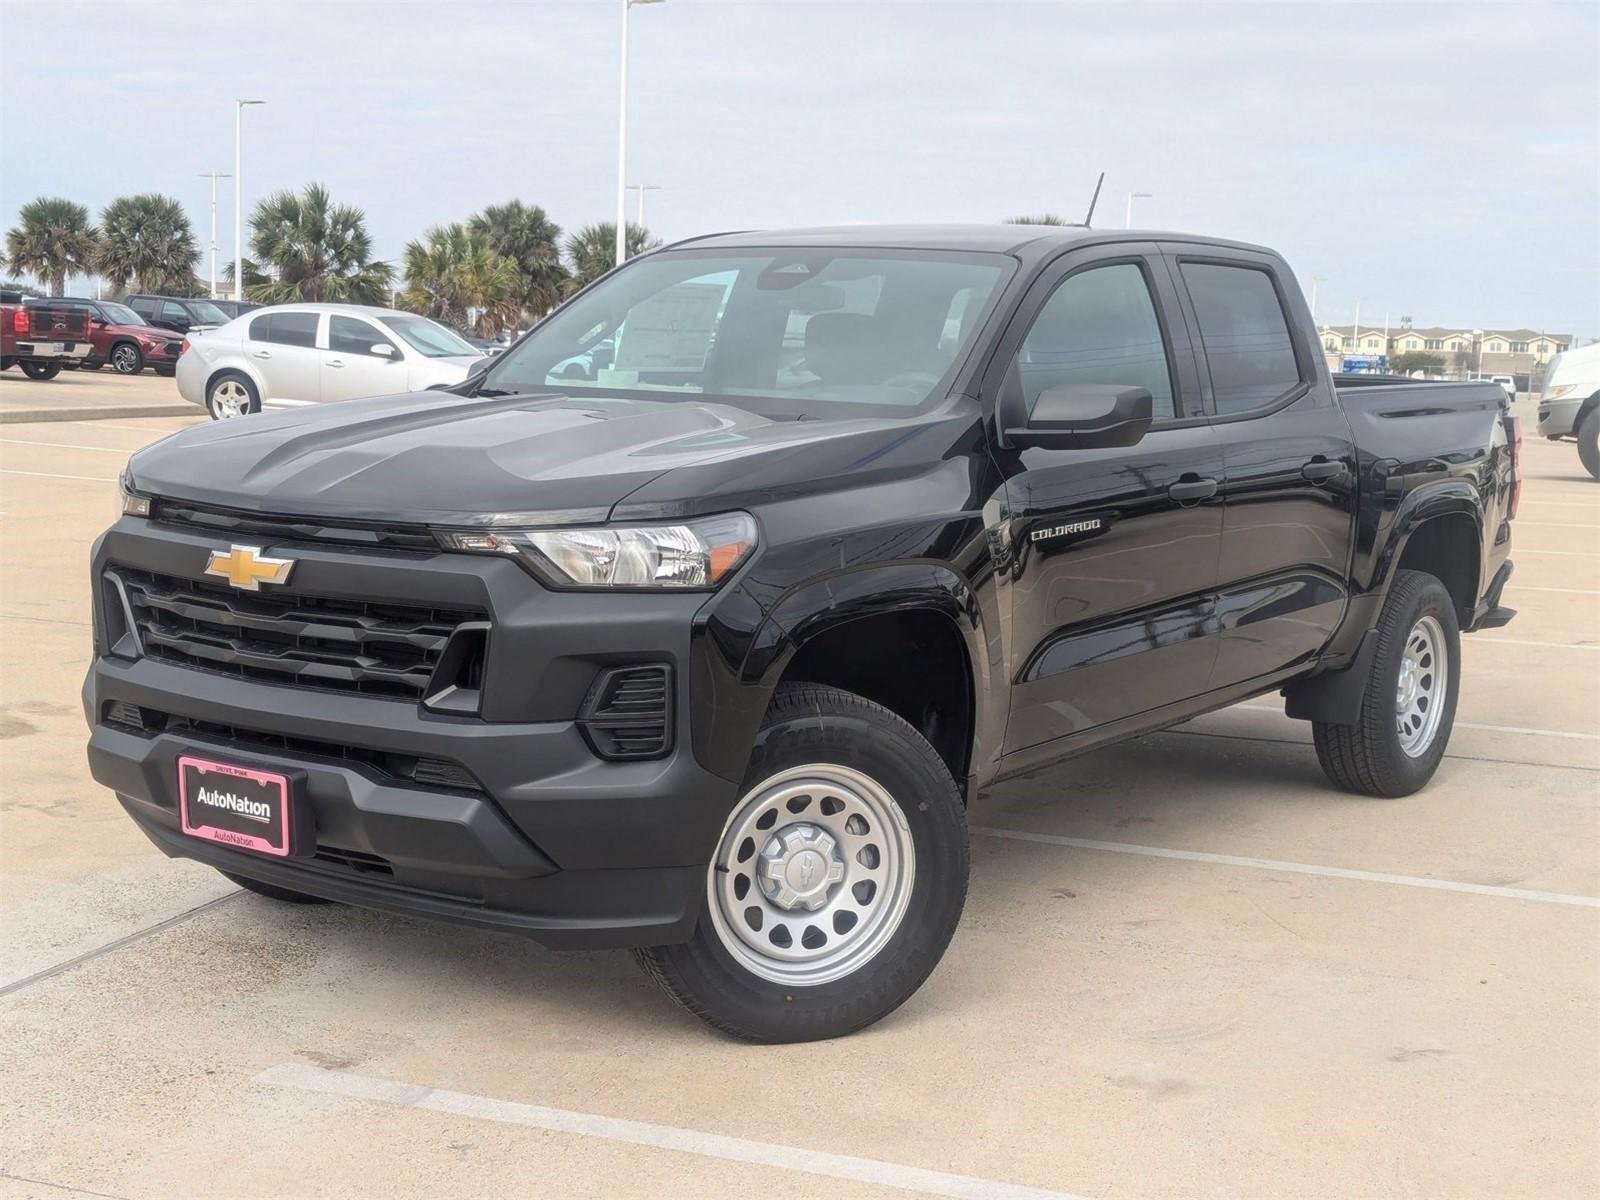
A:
[[178, 755, 294, 857]]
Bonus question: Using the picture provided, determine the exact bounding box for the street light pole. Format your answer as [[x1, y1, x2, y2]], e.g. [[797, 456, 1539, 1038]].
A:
[[197, 172, 232, 300], [1124, 191, 1151, 229], [234, 99, 265, 303], [629, 183, 662, 228], [1309, 276, 1327, 324], [616, 0, 664, 269]]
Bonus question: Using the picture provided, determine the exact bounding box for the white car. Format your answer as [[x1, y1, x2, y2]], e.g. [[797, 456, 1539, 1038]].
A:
[[1538, 341, 1600, 479], [175, 303, 486, 420]]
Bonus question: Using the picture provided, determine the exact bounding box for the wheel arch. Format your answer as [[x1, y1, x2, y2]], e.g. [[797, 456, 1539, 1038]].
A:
[[703, 563, 1000, 798], [204, 362, 265, 404], [1372, 485, 1483, 625]]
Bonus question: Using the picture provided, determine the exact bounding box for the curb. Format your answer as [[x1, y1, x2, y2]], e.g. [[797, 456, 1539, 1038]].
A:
[[0, 403, 200, 425]]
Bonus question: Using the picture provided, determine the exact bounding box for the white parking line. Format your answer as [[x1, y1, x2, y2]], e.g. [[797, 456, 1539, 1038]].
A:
[[1235, 703, 1598, 741], [0, 438, 134, 454], [975, 828, 1600, 908], [1510, 585, 1600, 595], [1517, 548, 1600, 557], [1469, 636, 1599, 651], [0, 469, 118, 483], [257, 1063, 1087, 1200], [1513, 521, 1600, 529]]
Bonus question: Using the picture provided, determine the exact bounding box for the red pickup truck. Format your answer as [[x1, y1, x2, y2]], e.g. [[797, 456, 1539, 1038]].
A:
[[1, 292, 92, 380]]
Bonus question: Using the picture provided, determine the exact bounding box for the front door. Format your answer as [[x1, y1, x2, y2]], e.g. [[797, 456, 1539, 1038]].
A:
[[991, 246, 1226, 755], [322, 314, 405, 403]]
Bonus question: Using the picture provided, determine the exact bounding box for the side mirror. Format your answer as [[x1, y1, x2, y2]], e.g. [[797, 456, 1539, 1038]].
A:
[[371, 343, 398, 359], [1007, 384, 1153, 450]]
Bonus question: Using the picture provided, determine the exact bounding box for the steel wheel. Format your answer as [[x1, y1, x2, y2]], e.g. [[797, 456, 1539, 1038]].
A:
[[707, 763, 916, 987], [111, 344, 142, 374], [210, 378, 251, 419], [1395, 614, 1447, 757]]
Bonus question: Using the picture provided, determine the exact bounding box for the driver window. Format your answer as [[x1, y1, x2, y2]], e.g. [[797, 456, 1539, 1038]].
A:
[[1014, 263, 1176, 421], [329, 315, 396, 357]]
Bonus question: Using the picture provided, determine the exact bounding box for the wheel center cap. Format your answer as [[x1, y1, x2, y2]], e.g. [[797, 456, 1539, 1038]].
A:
[[757, 823, 846, 912], [1397, 660, 1418, 710]]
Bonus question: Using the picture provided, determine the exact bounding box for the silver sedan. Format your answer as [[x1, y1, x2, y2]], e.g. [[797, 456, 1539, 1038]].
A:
[[175, 303, 486, 420]]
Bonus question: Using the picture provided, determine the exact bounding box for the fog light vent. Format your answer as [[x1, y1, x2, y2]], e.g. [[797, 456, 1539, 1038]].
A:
[[579, 665, 672, 760]]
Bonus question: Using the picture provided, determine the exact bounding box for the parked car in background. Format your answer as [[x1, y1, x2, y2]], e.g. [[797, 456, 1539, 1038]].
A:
[[208, 298, 259, 320], [127, 294, 233, 335], [175, 303, 486, 419], [1, 296, 91, 379], [1538, 341, 1600, 479], [27, 297, 184, 375]]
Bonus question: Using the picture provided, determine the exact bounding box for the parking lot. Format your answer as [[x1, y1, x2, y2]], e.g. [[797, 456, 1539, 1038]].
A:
[[1, 376, 1594, 1199]]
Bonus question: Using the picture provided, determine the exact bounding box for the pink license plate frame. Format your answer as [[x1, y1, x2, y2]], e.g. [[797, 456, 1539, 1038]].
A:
[[177, 755, 293, 857]]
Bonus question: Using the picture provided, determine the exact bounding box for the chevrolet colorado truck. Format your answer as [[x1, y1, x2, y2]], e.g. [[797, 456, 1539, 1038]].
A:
[[86, 225, 1519, 1042], [2, 295, 92, 379]]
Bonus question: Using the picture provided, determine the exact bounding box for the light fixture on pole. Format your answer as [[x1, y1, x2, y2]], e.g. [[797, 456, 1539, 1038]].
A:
[[234, 99, 265, 303], [616, 0, 664, 269], [1124, 191, 1152, 229], [197, 172, 232, 300], [628, 183, 662, 228]]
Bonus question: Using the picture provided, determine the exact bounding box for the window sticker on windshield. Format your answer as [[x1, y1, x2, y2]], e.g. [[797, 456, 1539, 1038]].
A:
[[612, 283, 724, 373]]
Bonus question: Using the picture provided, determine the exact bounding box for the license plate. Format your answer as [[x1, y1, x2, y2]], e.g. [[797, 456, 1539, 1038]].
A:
[[178, 755, 295, 857]]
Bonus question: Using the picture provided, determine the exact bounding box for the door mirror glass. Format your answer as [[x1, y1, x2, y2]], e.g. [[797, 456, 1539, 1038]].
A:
[[1009, 384, 1153, 450]]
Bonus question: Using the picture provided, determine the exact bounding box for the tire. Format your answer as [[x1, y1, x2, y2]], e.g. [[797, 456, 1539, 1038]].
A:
[[110, 342, 144, 374], [19, 361, 62, 381], [220, 870, 335, 905], [79, 360, 103, 371], [1312, 569, 1461, 797], [1578, 407, 1599, 481], [633, 682, 969, 1043], [206, 371, 260, 420]]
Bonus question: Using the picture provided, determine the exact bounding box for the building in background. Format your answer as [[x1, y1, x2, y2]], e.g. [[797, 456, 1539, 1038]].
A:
[[1316, 323, 1570, 390]]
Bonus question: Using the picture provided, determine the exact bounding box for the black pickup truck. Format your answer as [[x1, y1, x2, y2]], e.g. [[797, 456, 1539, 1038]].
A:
[[87, 225, 1519, 1042]]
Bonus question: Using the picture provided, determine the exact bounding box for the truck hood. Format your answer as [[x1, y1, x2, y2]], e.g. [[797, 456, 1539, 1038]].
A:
[[127, 389, 968, 525]]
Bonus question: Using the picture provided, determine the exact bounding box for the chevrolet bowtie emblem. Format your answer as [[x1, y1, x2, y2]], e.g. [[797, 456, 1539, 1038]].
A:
[[204, 545, 294, 591]]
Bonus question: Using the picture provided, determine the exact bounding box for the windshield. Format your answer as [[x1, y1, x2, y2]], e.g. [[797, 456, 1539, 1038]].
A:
[[378, 314, 478, 358], [98, 302, 146, 325], [479, 248, 1010, 415], [188, 299, 230, 325]]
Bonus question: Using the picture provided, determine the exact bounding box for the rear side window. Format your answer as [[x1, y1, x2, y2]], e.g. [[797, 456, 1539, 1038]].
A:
[[1013, 262, 1176, 421], [130, 298, 156, 316], [159, 301, 188, 324], [1180, 263, 1302, 414], [248, 311, 318, 348]]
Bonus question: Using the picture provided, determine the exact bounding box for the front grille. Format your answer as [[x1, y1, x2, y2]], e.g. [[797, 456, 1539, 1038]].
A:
[[102, 704, 486, 794], [315, 845, 394, 877], [150, 498, 438, 552], [578, 665, 672, 760], [113, 567, 481, 701]]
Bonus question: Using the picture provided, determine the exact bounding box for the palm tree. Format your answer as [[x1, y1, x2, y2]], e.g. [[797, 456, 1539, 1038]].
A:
[[245, 183, 393, 305], [4, 197, 98, 295], [399, 224, 520, 336], [96, 193, 201, 295], [563, 222, 657, 296], [467, 201, 566, 318], [1004, 214, 1072, 226]]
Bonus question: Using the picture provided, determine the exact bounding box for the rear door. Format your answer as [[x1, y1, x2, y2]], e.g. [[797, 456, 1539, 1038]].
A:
[[991, 244, 1227, 754], [1162, 246, 1357, 687], [245, 311, 323, 404], [322, 314, 405, 402]]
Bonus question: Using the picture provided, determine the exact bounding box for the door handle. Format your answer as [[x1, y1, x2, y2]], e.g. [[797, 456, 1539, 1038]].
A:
[[250, 350, 271, 359], [1301, 458, 1347, 483], [1168, 477, 1219, 503], [326, 358, 344, 368]]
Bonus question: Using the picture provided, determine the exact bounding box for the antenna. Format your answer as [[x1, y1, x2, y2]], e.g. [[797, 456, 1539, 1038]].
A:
[[1083, 172, 1106, 227]]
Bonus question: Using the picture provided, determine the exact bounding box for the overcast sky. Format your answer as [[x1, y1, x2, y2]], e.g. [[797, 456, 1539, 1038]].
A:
[[3, 0, 1596, 338]]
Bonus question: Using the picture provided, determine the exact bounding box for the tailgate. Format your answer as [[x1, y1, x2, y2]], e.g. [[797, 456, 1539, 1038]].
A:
[[28, 306, 91, 340]]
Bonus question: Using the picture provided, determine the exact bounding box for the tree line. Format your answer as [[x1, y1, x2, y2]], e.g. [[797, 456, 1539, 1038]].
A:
[[2, 186, 660, 335]]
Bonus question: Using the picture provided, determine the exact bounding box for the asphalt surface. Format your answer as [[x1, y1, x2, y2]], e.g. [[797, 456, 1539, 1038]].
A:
[[0, 388, 1595, 1199]]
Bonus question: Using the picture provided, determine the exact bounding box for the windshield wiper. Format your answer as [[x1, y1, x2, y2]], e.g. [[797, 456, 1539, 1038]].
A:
[[474, 384, 514, 397]]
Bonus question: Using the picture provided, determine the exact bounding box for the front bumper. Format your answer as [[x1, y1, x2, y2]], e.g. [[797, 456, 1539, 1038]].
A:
[[84, 515, 745, 949], [1537, 396, 1583, 438]]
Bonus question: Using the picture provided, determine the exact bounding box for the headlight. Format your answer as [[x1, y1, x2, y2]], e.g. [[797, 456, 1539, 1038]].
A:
[[439, 512, 757, 589], [119, 470, 151, 517]]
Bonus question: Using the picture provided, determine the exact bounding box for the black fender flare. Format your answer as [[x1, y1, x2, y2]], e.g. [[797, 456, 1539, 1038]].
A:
[[695, 562, 1000, 789]]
